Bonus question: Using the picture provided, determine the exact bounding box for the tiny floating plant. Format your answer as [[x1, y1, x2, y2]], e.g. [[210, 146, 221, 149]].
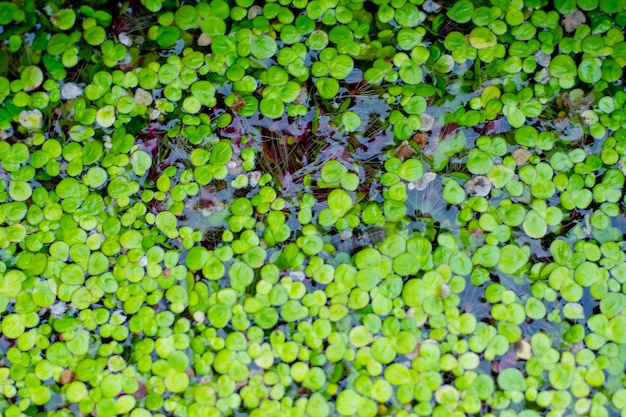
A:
[[1, 0, 626, 416]]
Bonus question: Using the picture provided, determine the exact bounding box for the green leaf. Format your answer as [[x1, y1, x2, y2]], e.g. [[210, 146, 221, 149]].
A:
[[327, 189, 353, 216], [321, 160, 348, 184], [498, 245, 528, 275], [175, 4, 200, 29], [96, 105, 116, 128], [210, 141, 233, 165], [578, 57, 602, 84], [447, 0, 474, 23], [315, 77, 339, 99], [8, 180, 32, 201], [21, 66, 44, 92], [399, 159, 424, 182], [47, 342, 72, 366], [341, 112, 361, 132], [84, 26, 106, 46], [260, 97, 285, 119], [498, 368, 526, 391], [608, 316, 626, 344], [399, 61, 423, 85], [523, 210, 547, 238], [442, 180, 466, 204], [329, 55, 354, 79], [0, 2, 19, 25], [393, 118, 414, 140], [165, 372, 189, 393], [191, 80, 216, 107], [229, 261, 254, 292], [1, 314, 25, 339], [61, 264, 85, 285], [156, 26, 180, 48], [394, 3, 420, 27], [336, 390, 360, 415], [469, 27, 497, 49], [251, 35, 277, 59], [503, 105, 525, 128], [156, 211, 179, 239], [549, 55, 577, 78]]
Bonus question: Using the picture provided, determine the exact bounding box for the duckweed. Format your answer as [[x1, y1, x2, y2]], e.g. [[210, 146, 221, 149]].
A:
[[2, 0, 626, 416]]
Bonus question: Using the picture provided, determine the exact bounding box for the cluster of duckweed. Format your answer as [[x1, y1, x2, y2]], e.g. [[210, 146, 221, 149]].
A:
[[1, 0, 626, 416]]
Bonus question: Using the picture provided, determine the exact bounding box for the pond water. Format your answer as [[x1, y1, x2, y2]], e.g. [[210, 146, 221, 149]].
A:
[[1, 1, 626, 416]]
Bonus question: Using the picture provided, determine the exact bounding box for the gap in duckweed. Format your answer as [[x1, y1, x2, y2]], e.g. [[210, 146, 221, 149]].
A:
[[2, 0, 626, 416]]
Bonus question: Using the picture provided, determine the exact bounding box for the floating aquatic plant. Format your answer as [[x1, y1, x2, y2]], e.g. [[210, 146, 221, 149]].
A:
[[1, 0, 626, 416]]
